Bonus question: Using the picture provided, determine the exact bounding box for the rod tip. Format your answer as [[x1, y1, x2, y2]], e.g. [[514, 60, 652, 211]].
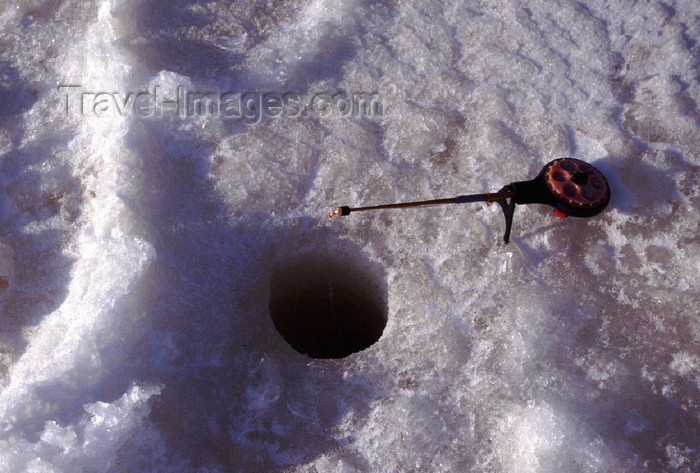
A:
[[328, 206, 351, 218]]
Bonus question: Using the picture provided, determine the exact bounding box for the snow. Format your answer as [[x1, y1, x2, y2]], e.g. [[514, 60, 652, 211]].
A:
[[1, 0, 699, 471]]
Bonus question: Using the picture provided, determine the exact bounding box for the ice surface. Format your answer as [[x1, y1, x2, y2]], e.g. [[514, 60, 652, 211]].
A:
[[0, 0, 699, 472]]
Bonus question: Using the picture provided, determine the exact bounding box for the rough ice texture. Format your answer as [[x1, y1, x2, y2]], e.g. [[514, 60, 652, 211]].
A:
[[0, 0, 699, 472]]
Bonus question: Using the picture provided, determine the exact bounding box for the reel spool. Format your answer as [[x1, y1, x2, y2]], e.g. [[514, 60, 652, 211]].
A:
[[330, 157, 611, 243]]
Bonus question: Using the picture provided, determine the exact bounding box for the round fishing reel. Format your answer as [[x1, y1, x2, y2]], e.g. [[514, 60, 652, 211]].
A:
[[494, 158, 610, 242]]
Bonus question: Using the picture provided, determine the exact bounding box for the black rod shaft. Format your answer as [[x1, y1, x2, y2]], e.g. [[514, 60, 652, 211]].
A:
[[330, 190, 515, 217], [350, 196, 463, 212]]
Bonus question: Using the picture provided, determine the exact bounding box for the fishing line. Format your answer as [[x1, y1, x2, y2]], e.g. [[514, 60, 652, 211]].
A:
[[321, 216, 336, 324]]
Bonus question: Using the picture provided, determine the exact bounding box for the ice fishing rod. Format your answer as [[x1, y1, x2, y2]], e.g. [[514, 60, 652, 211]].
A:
[[329, 158, 611, 243]]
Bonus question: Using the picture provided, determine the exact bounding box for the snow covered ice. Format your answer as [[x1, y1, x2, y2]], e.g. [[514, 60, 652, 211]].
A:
[[1, 0, 699, 471]]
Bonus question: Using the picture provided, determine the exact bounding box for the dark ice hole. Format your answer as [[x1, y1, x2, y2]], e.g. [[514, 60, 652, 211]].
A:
[[269, 258, 387, 359]]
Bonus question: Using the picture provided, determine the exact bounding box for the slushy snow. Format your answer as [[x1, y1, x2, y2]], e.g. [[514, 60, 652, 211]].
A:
[[0, 0, 699, 472]]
